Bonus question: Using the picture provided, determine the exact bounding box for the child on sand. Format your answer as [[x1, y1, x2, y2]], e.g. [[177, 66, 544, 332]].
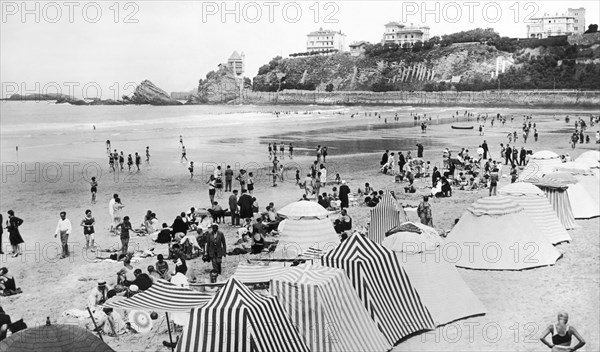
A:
[[90, 177, 98, 204], [295, 170, 300, 185], [334, 173, 341, 185], [188, 161, 194, 180]]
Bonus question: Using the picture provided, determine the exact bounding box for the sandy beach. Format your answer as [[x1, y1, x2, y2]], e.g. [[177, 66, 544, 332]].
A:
[[0, 102, 598, 352]]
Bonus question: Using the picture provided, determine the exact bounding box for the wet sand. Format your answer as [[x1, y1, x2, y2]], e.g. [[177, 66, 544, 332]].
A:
[[0, 102, 598, 351]]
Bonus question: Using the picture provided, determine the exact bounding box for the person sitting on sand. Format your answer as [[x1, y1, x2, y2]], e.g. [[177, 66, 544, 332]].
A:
[[88, 281, 109, 311], [0, 268, 20, 296], [333, 209, 352, 234], [130, 269, 153, 291], [154, 223, 172, 244], [171, 215, 188, 239], [116, 258, 135, 288], [540, 311, 586, 352], [147, 266, 161, 282], [155, 254, 170, 281]]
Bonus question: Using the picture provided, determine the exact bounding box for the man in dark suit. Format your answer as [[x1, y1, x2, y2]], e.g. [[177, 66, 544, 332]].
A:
[[505, 144, 512, 165], [229, 190, 239, 226], [206, 224, 226, 275], [380, 150, 389, 166]]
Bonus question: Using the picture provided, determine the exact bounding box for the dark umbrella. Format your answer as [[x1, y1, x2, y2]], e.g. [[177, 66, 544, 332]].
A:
[[0, 322, 115, 352]]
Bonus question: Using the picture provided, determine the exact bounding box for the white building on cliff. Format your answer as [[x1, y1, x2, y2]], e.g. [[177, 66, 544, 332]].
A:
[[382, 22, 430, 46], [526, 8, 585, 38], [306, 28, 347, 53]]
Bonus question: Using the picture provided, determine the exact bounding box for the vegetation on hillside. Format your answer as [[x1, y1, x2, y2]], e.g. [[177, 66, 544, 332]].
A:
[[251, 28, 600, 92]]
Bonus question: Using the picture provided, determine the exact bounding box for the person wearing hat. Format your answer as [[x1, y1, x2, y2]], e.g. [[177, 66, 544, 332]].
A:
[[206, 224, 226, 275], [88, 281, 109, 311]]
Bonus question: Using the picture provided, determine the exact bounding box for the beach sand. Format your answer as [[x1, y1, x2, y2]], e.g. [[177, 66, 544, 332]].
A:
[[0, 103, 598, 351]]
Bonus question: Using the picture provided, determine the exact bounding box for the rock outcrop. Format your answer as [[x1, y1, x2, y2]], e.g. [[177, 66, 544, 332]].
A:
[[123, 80, 182, 105], [192, 65, 241, 104]]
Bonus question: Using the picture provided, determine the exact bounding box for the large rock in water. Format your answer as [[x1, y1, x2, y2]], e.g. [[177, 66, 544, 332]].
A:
[[192, 65, 240, 104], [126, 80, 182, 105]]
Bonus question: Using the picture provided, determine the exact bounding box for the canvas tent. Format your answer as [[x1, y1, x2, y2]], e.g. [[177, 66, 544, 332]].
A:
[[552, 162, 600, 207], [526, 177, 579, 230], [545, 172, 600, 219], [576, 150, 600, 163], [367, 193, 408, 244], [321, 233, 435, 344], [498, 182, 571, 244], [104, 280, 212, 312], [273, 218, 340, 259], [0, 323, 115, 352], [278, 200, 329, 220], [383, 222, 441, 253], [383, 232, 487, 326], [270, 264, 391, 352], [519, 150, 562, 180], [448, 196, 562, 270], [176, 278, 309, 352]]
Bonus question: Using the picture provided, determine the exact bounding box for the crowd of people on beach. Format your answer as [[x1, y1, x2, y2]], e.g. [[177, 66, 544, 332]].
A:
[[1, 110, 597, 350]]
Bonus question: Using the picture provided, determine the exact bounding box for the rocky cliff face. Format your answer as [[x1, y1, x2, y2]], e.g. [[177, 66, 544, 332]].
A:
[[252, 45, 511, 91], [193, 65, 241, 104], [124, 80, 182, 105]]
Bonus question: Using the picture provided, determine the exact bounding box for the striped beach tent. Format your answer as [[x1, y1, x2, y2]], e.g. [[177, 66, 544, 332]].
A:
[[104, 280, 212, 312], [519, 150, 562, 180], [270, 264, 391, 352], [273, 218, 340, 259], [367, 193, 409, 244], [448, 196, 562, 270], [498, 182, 571, 244], [233, 264, 292, 283], [321, 233, 435, 344], [545, 172, 600, 219], [526, 177, 579, 229], [176, 278, 309, 352]]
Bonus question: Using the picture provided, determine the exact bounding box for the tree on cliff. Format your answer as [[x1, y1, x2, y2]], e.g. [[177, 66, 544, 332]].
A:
[[584, 24, 598, 34]]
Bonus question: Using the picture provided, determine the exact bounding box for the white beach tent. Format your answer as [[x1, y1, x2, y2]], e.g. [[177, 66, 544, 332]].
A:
[[576, 150, 600, 163], [545, 172, 600, 219], [383, 224, 486, 326], [272, 200, 340, 260], [498, 182, 571, 244], [447, 196, 562, 270], [553, 162, 600, 207], [274, 218, 340, 260], [519, 150, 562, 180]]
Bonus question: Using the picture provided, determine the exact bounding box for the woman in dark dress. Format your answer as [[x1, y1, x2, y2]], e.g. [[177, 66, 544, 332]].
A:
[[6, 210, 24, 257]]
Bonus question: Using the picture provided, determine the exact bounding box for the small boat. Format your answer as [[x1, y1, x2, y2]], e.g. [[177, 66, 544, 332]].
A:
[[451, 125, 474, 130]]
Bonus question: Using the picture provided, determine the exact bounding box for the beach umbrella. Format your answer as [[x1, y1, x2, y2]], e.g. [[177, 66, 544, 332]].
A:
[[0, 323, 115, 352], [129, 310, 153, 334], [278, 200, 329, 219]]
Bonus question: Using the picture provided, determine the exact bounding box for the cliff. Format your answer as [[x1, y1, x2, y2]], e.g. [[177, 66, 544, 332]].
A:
[[252, 44, 510, 92], [191, 65, 241, 104]]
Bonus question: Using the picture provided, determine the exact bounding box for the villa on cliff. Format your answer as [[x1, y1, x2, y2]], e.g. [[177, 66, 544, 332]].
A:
[[526, 7, 585, 39], [306, 28, 347, 53], [382, 22, 430, 46]]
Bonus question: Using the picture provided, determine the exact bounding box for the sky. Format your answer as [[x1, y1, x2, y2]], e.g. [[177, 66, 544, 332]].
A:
[[1, 0, 598, 99]]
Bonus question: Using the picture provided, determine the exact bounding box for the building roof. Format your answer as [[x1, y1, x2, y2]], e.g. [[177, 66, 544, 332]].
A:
[[385, 21, 404, 27], [307, 28, 344, 36], [228, 51, 242, 61], [349, 41, 370, 48]]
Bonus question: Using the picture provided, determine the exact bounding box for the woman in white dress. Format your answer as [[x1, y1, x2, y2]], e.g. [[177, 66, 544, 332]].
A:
[[319, 164, 327, 185]]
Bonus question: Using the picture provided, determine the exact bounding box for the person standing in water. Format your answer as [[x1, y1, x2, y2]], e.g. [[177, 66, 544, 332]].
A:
[[289, 143, 293, 158], [106, 140, 111, 154], [145, 147, 150, 164], [181, 146, 188, 162], [119, 152, 125, 171], [90, 177, 98, 204], [135, 152, 141, 172], [127, 154, 133, 172]]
